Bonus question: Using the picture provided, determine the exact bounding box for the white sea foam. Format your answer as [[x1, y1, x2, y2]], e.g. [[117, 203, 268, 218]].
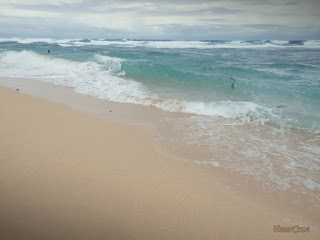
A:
[[0, 37, 55, 44], [182, 101, 273, 122], [143, 41, 215, 49], [196, 161, 220, 167], [70, 39, 320, 49], [69, 40, 274, 49], [0, 50, 288, 124], [1, 38, 319, 49], [303, 40, 320, 48], [0, 50, 149, 103], [270, 40, 289, 45], [94, 54, 125, 75], [137, 98, 274, 123], [71, 40, 143, 47], [0, 37, 77, 45], [154, 114, 320, 211]]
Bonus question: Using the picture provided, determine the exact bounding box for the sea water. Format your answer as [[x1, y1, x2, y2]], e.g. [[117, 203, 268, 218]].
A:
[[0, 38, 319, 223], [0, 38, 319, 131]]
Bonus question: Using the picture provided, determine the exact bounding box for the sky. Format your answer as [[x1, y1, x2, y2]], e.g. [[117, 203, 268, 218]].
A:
[[0, 0, 319, 40]]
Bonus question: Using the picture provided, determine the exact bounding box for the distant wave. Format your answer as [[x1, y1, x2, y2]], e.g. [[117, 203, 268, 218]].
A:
[[0, 38, 319, 49], [0, 37, 77, 45], [69, 39, 320, 49]]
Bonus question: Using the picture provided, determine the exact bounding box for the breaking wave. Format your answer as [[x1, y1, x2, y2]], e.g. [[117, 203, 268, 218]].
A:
[[0, 38, 319, 49], [0, 50, 276, 124]]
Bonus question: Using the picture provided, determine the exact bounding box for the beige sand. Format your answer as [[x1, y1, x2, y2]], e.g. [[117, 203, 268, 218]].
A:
[[0, 87, 317, 239]]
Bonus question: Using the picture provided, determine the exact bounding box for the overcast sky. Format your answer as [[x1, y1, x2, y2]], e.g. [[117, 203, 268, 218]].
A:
[[0, 0, 319, 40]]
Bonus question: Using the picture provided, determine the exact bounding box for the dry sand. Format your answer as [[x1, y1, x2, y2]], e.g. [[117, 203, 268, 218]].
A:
[[0, 86, 318, 239]]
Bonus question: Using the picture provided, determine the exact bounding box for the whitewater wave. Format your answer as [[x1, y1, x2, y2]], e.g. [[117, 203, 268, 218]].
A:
[[0, 50, 279, 124], [94, 54, 125, 76], [0, 38, 319, 49], [68, 39, 320, 49], [0, 37, 77, 45], [144, 98, 274, 124], [0, 50, 149, 103]]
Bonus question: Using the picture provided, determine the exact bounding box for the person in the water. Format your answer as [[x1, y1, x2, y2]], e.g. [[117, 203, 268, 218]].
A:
[[48, 50, 50, 53], [230, 76, 236, 89]]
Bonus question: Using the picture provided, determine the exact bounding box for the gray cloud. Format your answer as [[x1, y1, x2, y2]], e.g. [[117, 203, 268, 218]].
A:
[[207, 7, 245, 14], [284, 1, 299, 5], [0, 16, 130, 39], [243, 24, 288, 29], [0, 0, 319, 39]]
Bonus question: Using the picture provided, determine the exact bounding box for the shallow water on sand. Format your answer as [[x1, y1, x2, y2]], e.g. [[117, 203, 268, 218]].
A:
[[153, 114, 320, 228]]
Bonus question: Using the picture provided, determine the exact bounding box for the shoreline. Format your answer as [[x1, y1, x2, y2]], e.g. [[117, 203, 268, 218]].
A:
[[0, 77, 319, 239], [0, 85, 285, 239], [0, 76, 176, 128]]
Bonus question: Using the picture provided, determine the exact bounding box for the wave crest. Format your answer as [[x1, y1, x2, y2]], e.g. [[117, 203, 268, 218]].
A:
[[1, 38, 319, 49]]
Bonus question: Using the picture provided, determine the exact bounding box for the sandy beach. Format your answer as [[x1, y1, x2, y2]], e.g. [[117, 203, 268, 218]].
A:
[[0, 82, 318, 239], [1, 0, 320, 237]]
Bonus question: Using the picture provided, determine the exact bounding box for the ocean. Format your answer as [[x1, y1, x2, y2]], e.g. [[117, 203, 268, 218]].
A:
[[0, 38, 319, 225]]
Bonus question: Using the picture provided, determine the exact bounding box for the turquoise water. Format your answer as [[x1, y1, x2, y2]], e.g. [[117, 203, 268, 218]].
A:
[[0, 38, 319, 132]]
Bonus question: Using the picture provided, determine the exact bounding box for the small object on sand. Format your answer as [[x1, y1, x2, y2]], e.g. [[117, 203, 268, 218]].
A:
[[110, 110, 112, 112], [16, 88, 19, 91]]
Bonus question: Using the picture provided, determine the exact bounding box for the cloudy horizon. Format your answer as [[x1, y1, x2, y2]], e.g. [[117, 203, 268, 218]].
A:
[[0, 0, 319, 40]]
